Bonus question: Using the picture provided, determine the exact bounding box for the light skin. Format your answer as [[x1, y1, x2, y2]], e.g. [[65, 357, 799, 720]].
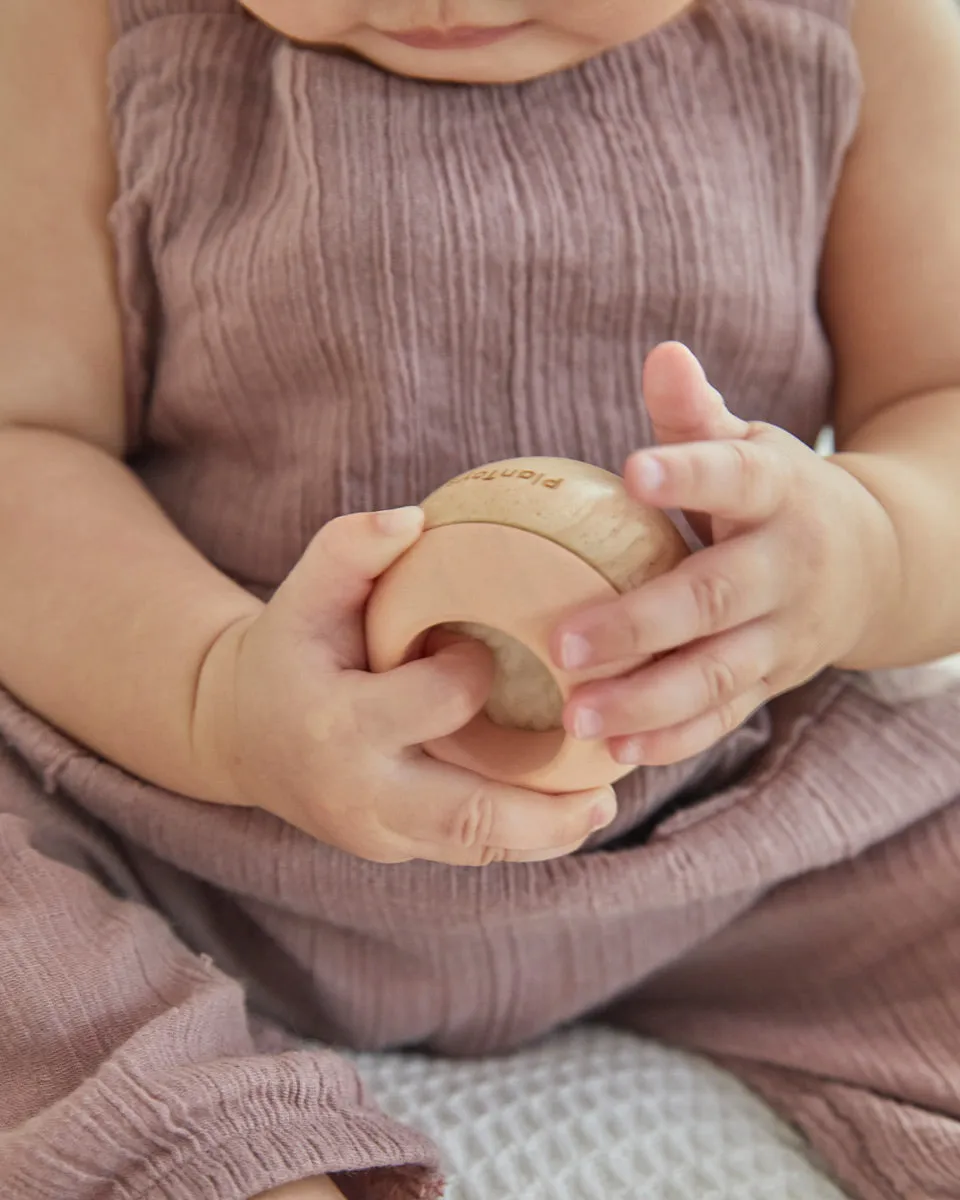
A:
[[554, 341, 906, 766], [2, 0, 960, 1195]]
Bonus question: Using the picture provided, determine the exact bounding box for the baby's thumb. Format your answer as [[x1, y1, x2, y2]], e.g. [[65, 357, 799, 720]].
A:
[[276, 508, 424, 641], [370, 634, 497, 749], [642, 342, 746, 446]]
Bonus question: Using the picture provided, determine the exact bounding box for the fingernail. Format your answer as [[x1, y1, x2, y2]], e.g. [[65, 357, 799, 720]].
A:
[[615, 739, 645, 766], [375, 507, 424, 536], [590, 791, 618, 830], [635, 455, 665, 493], [572, 707, 603, 740], [560, 632, 593, 670]]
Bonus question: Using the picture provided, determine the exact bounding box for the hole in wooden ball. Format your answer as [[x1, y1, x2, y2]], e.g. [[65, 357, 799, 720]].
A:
[[441, 621, 564, 732]]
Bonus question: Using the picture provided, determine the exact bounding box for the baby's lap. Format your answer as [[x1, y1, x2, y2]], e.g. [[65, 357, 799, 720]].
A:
[[4, 685, 960, 975], [0, 739, 147, 907], [618, 792, 960, 1060], [0, 740, 80, 861]]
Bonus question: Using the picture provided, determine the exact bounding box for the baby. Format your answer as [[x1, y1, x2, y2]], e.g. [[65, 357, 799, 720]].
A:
[[2, 2, 960, 1198]]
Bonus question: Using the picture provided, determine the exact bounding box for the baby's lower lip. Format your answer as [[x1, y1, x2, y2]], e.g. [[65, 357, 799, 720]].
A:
[[382, 23, 531, 51]]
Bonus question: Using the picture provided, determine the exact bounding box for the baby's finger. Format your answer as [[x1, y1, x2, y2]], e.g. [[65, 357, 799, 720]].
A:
[[625, 437, 787, 524], [361, 639, 497, 749], [279, 508, 425, 652], [554, 530, 781, 670], [642, 342, 748, 445], [608, 686, 770, 768], [383, 761, 618, 867], [564, 622, 777, 742]]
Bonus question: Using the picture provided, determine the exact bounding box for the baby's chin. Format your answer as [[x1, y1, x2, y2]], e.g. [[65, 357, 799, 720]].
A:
[[336, 27, 603, 86]]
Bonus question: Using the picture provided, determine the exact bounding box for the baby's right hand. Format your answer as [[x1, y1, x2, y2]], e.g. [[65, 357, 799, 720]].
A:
[[191, 509, 617, 866]]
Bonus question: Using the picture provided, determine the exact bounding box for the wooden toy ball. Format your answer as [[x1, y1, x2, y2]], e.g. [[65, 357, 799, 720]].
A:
[[365, 457, 689, 794]]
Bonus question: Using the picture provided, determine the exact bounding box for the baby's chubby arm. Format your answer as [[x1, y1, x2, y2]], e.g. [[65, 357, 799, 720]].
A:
[[817, 0, 960, 669], [0, 0, 264, 802], [0, 2, 615, 863]]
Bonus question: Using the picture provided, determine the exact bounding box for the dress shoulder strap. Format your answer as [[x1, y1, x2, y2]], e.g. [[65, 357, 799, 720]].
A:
[[110, 0, 239, 38]]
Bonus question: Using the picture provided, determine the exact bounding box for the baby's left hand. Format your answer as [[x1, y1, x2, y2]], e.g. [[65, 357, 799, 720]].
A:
[[552, 343, 901, 767]]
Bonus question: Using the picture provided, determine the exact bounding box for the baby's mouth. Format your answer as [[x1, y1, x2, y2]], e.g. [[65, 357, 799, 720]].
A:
[[378, 22, 533, 51]]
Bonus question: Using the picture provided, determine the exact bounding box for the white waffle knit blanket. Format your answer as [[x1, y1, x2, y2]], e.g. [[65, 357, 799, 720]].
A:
[[349, 1026, 849, 1199]]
